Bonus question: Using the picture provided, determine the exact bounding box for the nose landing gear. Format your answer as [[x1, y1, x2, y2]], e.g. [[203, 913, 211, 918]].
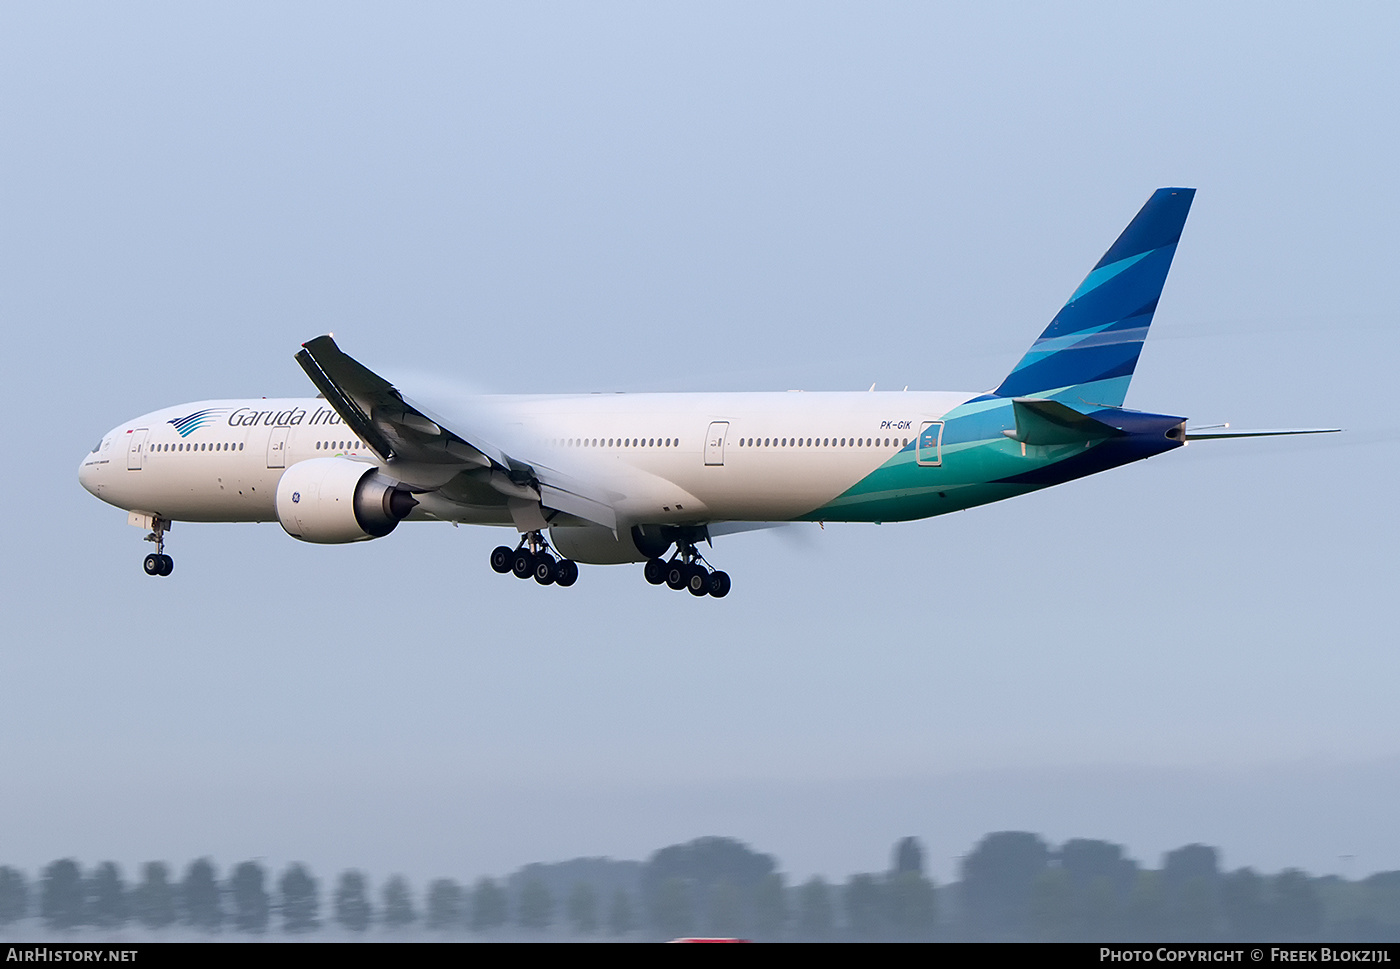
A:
[[489, 531, 579, 588], [141, 517, 174, 577]]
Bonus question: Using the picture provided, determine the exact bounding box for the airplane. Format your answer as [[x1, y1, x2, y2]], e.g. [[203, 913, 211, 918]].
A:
[[78, 188, 1337, 596]]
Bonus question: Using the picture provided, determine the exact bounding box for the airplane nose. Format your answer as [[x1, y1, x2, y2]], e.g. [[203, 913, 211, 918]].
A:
[[79, 441, 104, 497], [78, 455, 97, 496]]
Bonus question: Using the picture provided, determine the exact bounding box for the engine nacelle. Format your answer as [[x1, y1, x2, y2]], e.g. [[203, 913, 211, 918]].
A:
[[275, 458, 418, 544]]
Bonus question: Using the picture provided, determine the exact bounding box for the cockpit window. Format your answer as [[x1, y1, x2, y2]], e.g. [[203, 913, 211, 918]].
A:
[[92, 439, 103, 453]]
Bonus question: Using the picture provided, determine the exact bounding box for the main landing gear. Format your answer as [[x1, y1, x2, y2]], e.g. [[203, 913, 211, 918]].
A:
[[141, 517, 174, 577], [490, 532, 579, 588], [643, 541, 730, 598]]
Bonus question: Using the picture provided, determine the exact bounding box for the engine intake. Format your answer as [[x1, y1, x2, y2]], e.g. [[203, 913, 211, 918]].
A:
[[275, 458, 418, 544]]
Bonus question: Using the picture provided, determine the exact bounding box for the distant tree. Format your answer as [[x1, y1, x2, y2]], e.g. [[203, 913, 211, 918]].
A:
[[797, 877, 834, 939], [607, 889, 637, 936], [40, 859, 85, 930], [707, 878, 745, 938], [516, 875, 553, 931], [1058, 839, 1136, 940], [470, 877, 507, 932], [893, 836, 925, 875], [1272, 869, 1323, 940], [424, 879, 463, 931], [960, 831, 1051, 940], [0, 867, 28, 926], [1125, 870, 1167, 940], [750, 872, 790, 939], [844, 873, 884, 937], [1177, 876, 1222, 940], [131, 862, 176, 930], [1220, 868, 1266, 940], [1061, 839, 1137, 896], [228, 861, 269, 933], [1030, 867, 1074, 941], [502, 858, 642, 921], [1162, 844, 1220, 886], [87, 862, 128, 929], [181, 859, 222, 932], [650, 876, 693, 938], [279, 864, 319, 933], [567, 882, 599, 935], [887, 869, 937, 939], [1080, 874, 1126, 940], [381, 875, 416, 930], [334, 870, 372, 932], [1161, 844, 1221, 940], [642, 836, 775, 932], [1356, 872, 1400, 938]]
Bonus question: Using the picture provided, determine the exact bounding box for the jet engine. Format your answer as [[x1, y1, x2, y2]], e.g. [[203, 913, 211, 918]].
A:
[[275, 458, 418, 544]]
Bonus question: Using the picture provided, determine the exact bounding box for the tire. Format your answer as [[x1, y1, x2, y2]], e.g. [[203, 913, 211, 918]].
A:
[[554, 559, 579, 587], [533, 555, 557, 585], [490, 546, 514, 573], [143, 554, 161, 576], [643, 557, 667, 585], [158, 554, 174, 576], [708, 570, 730, 598], [686, 564, 709, 596], [512, 550, 536, 579], [665, 562, 687, 591]]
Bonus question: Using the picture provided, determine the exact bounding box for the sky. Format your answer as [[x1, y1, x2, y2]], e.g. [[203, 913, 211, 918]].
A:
[[1, 2, 1397, 888]]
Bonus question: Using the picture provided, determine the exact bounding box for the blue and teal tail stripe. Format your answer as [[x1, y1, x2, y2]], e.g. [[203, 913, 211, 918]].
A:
[[993, 188, 1195, 408]]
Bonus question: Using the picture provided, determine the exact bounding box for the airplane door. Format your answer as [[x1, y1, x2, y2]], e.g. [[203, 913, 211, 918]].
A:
[[126, 428, 149, 470], [704, 421, 729, 466], [916, 421, 943, 467], [266, 426, 289, 469]]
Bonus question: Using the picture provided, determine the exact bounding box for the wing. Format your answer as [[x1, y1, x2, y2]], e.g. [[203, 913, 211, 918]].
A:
[[295, 335, 622, 531]]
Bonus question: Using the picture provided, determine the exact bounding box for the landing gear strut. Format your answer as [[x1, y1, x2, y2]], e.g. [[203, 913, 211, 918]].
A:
[[645, 538, 729, 598], [489, 531, 579, 588], [141, 517, 174, 577]]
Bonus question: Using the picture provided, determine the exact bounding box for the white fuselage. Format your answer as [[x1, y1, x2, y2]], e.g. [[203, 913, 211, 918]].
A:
[[80, 390, 978, 528]]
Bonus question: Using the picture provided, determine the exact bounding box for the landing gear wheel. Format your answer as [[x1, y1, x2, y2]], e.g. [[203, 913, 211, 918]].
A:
[[490, 546, 514, 574], [644, 558, 667, 585], [686, 564, 709, 596], [511, 549, 536, 579], [554, 559, 579, 587], [665, 561, 688, 591], [533, 554, 557, 585], [707, 570, 730, 598], [141, 516, 173, 576]]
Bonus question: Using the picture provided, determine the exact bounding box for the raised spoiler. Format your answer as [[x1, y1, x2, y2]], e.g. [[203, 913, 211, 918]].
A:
[[295, 336, 621, 532]]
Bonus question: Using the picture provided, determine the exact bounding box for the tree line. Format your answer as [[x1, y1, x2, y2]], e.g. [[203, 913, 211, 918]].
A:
[[1, 832, 1398, 940]]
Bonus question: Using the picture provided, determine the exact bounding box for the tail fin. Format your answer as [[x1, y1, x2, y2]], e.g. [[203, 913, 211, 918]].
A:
[[994, 187, 1195, 407]]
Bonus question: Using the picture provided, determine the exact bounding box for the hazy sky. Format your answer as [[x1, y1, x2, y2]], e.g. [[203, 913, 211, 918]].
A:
[[1, 2, 1396, 887]]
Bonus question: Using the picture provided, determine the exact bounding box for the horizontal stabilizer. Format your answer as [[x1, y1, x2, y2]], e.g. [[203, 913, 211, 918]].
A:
[[1003, 398, 1124, 445], [1184, 426, 1341, 440]]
